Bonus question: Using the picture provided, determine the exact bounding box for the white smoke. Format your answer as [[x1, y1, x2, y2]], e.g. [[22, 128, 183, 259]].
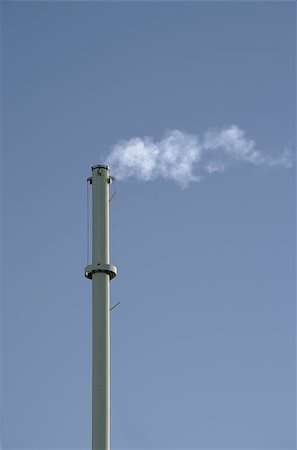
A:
[[106, 125, 293, 188]]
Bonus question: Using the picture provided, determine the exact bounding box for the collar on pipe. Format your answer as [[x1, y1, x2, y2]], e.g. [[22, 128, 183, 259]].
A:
[[84, 263, 117, 280]]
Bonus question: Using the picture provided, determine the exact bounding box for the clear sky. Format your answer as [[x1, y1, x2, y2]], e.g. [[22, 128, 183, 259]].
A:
[[1, 1, 296, 449]]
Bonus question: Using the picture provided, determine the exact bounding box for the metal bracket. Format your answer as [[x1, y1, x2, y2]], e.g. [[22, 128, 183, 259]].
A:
[[84, 263, 117, 280]]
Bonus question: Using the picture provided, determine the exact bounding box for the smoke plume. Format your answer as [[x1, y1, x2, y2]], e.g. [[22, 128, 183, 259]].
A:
[[106, 125, 292, 187]]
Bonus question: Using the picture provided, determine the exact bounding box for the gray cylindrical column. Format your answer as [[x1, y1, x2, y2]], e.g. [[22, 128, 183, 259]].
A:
[[84, 165, 117, 450], [91, 165, 111, 450]]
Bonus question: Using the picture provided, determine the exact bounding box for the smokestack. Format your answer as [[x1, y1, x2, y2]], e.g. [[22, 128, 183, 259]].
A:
[[84, 165, 117, 450]]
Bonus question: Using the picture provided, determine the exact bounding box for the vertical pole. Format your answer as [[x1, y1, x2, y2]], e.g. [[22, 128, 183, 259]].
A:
[[92, 165, 110, 450], [84, 165, 117, 450]]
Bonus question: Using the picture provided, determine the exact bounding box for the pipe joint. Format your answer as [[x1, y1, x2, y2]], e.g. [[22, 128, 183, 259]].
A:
[[84, 263, 117, 280]]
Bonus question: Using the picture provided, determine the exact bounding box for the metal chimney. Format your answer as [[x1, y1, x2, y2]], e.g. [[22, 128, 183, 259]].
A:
[[84, 165, 117, 450]]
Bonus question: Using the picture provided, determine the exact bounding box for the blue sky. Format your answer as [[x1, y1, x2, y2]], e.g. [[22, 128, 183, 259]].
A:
[[1, 1, 296, 449]]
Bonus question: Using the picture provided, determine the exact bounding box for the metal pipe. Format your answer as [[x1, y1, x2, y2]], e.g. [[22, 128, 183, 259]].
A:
[[84, 165, 117, 450]]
